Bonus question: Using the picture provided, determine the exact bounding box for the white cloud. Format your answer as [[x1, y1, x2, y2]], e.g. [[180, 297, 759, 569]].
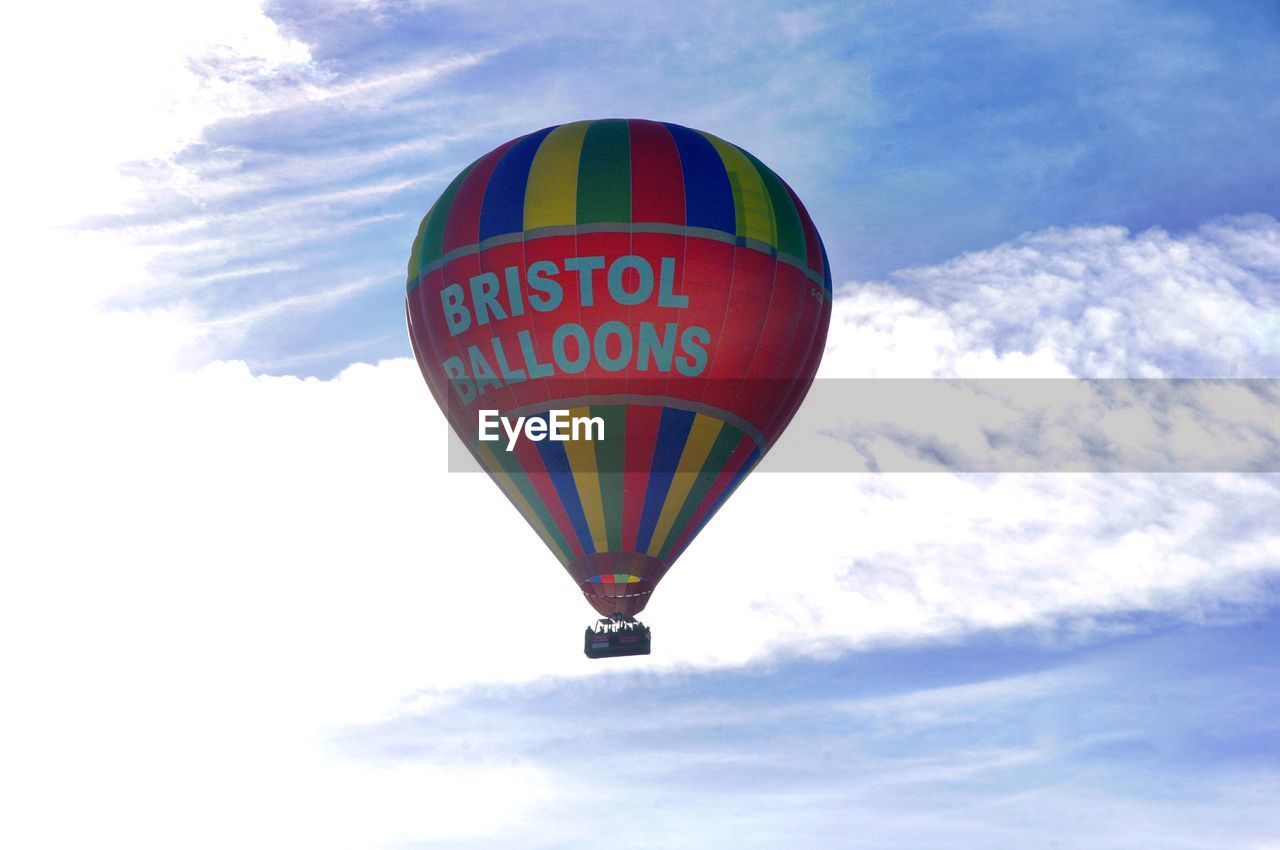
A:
[[8, 216, 1280, 847], [822, 218, 1280, 379], [17, 260, 1280, 839], [0, 1, 312, 228], [0, 3, 543, 847]]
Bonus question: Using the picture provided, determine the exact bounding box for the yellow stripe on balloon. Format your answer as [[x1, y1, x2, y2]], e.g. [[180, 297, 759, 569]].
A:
[[646, 414, 724, 557], [702, 133, 776, 246], [476, 442, 572, 566], [561, 406, 609, 553], [524, 121, 591, 230]]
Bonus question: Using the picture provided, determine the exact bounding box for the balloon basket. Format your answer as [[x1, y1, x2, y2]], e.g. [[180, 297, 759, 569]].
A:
[[584, 615, 651, 659]]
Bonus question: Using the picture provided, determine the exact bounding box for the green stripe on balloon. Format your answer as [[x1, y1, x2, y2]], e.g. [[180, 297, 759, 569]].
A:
[[740, 148, 807, 263], [592, 404, 628, 551], [576, 119, 632, 224]]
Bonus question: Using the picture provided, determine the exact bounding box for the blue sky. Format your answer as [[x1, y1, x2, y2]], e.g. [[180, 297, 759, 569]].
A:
[[339, 616, 1280, 848], [109, 0, 1280, 377], [3, 1, 1280, 848]]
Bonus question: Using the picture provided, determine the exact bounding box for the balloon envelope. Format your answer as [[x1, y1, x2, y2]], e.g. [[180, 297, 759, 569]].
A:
[[406, 119, 831, 616]]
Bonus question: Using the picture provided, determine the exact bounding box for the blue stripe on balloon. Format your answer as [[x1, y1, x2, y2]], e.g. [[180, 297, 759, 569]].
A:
[[532, 415, 596, 556], [661, 123, 735, 235], [634, 407, 697, 554], [479, 125, 556, 241]]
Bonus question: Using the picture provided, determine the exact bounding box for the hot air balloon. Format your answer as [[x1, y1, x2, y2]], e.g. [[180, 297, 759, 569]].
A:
[[405, 119, 831, 657]]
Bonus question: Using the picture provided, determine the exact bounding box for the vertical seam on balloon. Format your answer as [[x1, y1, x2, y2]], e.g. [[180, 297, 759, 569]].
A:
[[624, 119, 635, 227], [452, 144, 522, 416], [696, 231, 740, 409], [517, 147, 539, 419], [475, 163, 516, 414], [409, 263, 470, 429], [761, 267, 810, 442], [621, 120, 632, 349], [563, 120, 595, 401], [759, 184, 829, 443], [674, 127, 689, 408], [762, 278, 822, 443], [749, 166, 812, 440], [669, 121, 689, 408], [725, 224, 785, 420], [621, 404, 661, 551], [691, 135, 769, 417], [625, 119, 637, 400]]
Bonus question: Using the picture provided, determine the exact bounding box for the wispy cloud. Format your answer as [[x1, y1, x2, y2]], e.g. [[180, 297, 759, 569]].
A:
[[78, 1, 1280, 378], [203, 273, 389, 329], [332, 619, 1280, 848]]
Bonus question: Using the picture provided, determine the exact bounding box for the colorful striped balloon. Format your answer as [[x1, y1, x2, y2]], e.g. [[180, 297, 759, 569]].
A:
[[406, 119, 831, 617]]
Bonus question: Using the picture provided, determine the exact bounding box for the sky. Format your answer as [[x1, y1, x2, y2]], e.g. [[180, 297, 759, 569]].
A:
[[1, 1, 1278, 848]]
